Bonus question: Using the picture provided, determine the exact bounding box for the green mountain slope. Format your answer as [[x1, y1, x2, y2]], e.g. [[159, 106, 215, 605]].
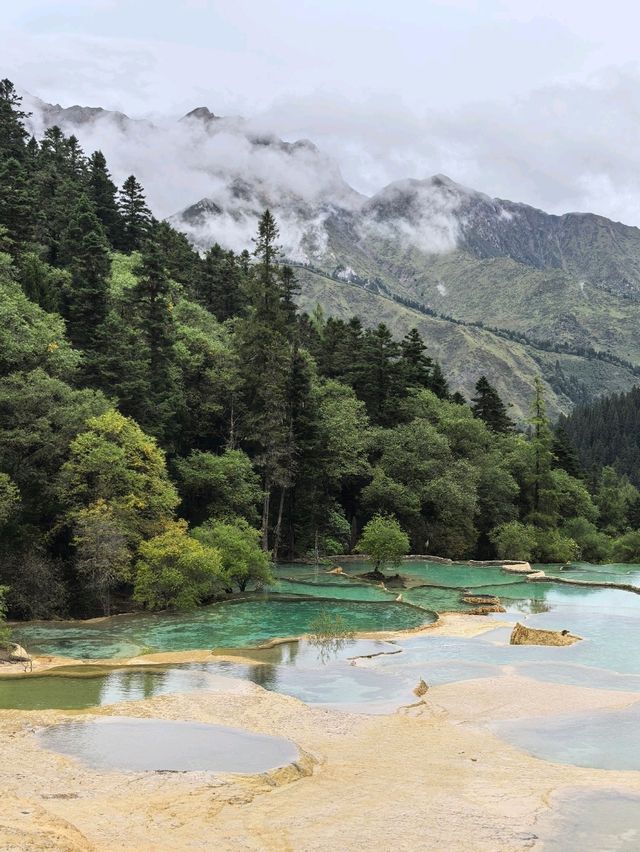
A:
[[296, 268, 639, 421]]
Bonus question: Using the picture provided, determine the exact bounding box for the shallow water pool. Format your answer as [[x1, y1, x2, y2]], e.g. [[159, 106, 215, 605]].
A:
[[38, 717, 299, 773], [493, 701, 640, 770], [12, 596, 433, 659]]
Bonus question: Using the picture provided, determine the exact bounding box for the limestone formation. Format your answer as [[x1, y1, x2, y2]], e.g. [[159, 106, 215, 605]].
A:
[[501, 562, 533, 574], [510, 622, 581, 647]]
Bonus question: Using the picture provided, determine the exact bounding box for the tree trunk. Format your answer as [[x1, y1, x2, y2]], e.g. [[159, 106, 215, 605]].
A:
[[350, 516, 358, 552], [272, 487, 286, 563], [261, 480, 271, 552], [228, 399, 236, 449]]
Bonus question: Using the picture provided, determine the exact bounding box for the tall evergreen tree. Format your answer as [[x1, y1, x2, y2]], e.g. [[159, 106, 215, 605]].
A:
[[59, 196, 111, 350], [0, 157, 35, 247], [427, 361, 450, 400], [400, 328, 433, 388], [528, 377, 554, 519], [127, 243, 184, 446], [357, 324, 402, 426], [118, 175, 151, 252], [552, 426, 582, 478], [88, 150, 122, 245], [471, 376, 514, 434], [0, 79, 28, 160]]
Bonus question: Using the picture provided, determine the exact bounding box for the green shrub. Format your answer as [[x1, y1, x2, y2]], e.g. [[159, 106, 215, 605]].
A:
[[192, 517, 273, 592], [534, 528, 579, 564], [611, 530, 640, 563], [356, 513, 410, 571], [489, 521, 537, 561], [134, 520, 224, 610], [561, 518, 612, 563]]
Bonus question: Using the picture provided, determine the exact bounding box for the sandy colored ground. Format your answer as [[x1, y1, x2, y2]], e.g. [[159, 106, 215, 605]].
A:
[[2, 665, 640, 851], [2, 613, 638, 850]]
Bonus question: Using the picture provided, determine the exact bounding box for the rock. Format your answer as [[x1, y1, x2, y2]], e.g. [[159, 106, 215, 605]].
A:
[[510, 622, 581, 646], [358, 570, 406, 588], [526, 571, 546, 580], [326, 566, 344, 575], [462, 594, 501, 606], [0, 643, 31, 663], [413, 679, 429, 697], [501, 562, 533, 574]]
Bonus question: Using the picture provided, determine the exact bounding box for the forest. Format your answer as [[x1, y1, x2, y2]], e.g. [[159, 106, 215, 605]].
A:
[[2, 78, 640, 622]]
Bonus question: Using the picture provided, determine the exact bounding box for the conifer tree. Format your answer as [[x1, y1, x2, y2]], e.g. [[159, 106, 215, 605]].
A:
[[0, 79, 28, 160], [280, 264, 300, 327], [528, 376, 554, 518], [427, 361, 450, 400], [400, 328, 433, 388], [59, 196, 111, 350], [471, 375, 514, 434], [127, 243, 184, 446], [118, 175, 151, 251], [0, 157, 35, 247], [552, 426, 582, 478], [357, 324, 402, 426], [88, 150, 122, 245]]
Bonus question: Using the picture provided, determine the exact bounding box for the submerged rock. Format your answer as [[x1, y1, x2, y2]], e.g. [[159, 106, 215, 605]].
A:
[[462, 594, 501, 606], [510, 622, 581, 647], [358, 570, 406, 588]]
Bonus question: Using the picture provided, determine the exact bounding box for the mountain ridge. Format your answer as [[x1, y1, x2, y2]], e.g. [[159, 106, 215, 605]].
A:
[[22, 92, 640, 417]]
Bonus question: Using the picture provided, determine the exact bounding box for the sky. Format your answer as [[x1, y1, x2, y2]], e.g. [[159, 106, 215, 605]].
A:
[[5, 0, 640, 224]]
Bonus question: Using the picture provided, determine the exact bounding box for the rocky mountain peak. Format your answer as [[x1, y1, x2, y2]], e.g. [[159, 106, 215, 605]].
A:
[[181, 106, 219, 123]]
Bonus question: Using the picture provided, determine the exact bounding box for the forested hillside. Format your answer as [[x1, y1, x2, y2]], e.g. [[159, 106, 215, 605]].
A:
[[561, 387, 640, 488], [2, 79, 640, 622]]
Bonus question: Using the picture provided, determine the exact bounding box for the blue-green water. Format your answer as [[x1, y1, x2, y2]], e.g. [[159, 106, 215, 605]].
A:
[[5, 560, 640, 740], [12, 597, 432, 659]]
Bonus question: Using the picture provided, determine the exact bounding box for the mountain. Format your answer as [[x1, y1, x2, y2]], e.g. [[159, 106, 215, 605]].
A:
[[25, 94, 640, 419]]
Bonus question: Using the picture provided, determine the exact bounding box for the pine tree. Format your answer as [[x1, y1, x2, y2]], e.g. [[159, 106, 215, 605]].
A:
[[59, 196, 111, 350], [127, 243, 184, 446], [0, 157, 35, 248], [88, 151, 122, 245], [358, 324, 402, 426], [400, 328, 433, 388], [427, 362, 450, 400], [471, 376, 514, 434], [552, 426, 582, 477], [118, 175, 151, 251], [528, 376, 554, 518], [0, 79, 28, 160], [280, 264, 300, 327]]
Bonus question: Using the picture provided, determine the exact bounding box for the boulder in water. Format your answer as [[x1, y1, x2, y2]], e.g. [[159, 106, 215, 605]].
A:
[[510, 622, 580, 646]]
